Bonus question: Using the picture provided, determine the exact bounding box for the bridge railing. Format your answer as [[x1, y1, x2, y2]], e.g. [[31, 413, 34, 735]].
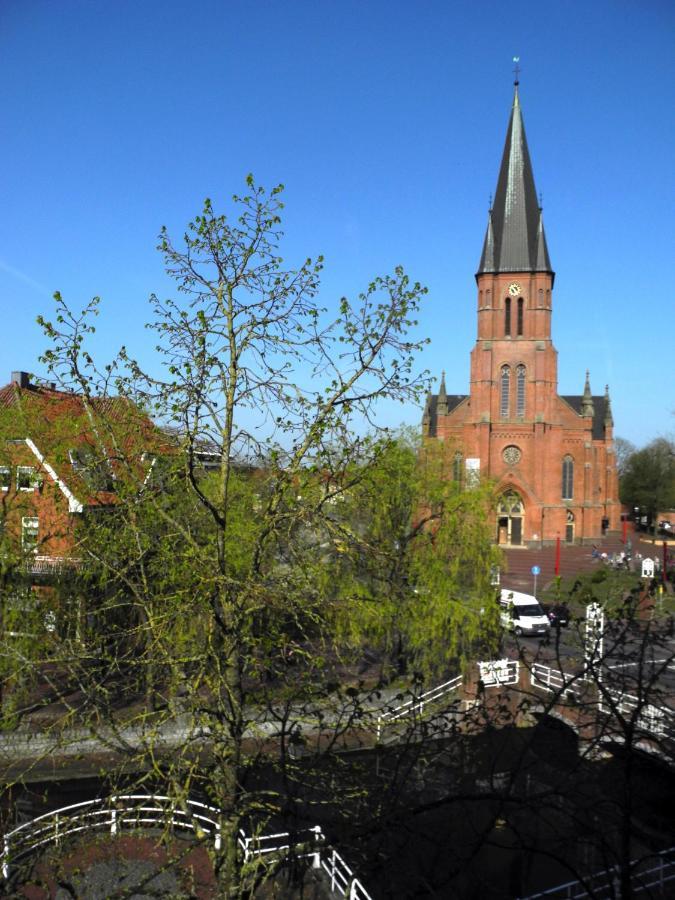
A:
[[598, 686, 675, 739], [519, 845, 675, 898], [530, 663, 583, 700], [1, 794, 373, 898], [376, 674, 463, 741], [1, 795, 222, 879]]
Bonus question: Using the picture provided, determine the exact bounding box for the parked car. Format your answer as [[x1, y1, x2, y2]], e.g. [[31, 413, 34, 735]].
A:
[[499, 589, 550, 638], [659, 521, 672, 534], [548, 603, 570, 629]]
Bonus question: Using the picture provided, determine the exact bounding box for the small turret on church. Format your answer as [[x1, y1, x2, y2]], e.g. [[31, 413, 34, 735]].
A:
[[437, 371, 448, 416], [581, 371, 595, 418]]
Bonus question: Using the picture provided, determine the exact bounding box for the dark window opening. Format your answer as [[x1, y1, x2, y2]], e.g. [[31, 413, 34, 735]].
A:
[[517, 297, 524, 335], [562, 455, 574, 500], [516, 365, 526, 417], [500, 366, 510, 418], [504, 298, 511, 336]]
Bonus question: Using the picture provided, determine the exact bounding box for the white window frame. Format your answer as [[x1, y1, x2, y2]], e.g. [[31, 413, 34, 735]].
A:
[[0, 466, 9, 491], [17, 466, 39, 491], [21, 516, 39, 554]]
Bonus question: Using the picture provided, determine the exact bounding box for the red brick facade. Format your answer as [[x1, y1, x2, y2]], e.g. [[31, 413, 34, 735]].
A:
[[422, 88, 619, 547]]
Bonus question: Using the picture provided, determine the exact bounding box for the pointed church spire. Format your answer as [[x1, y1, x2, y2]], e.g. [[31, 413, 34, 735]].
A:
[[581, 370, 594, 418], [437, 371, 448, 416], [604, 384, 614, 427], [477, 83, 553, 279]]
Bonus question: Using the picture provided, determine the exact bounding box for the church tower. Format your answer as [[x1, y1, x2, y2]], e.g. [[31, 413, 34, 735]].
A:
[[423, 81, 619, 546]]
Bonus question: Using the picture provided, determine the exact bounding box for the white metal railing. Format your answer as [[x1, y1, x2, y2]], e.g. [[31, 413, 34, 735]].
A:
[[1, 795, 373, 898], [237, 824, 323, 866], [530, 664, 583, 700], [321, 846, 373, 899], [478, 658, 519, 687], [376, 674, 463, 740], [1, 795, 222, 879], [520, 845, 675, 898], [598, 686, 674, 739]]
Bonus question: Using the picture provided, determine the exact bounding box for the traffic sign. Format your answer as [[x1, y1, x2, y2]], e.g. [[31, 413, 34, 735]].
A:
[[531, 565, 541, 575]]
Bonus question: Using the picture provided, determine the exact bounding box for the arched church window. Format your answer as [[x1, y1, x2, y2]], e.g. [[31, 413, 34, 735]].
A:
[[517, 297, 524, 335], [562, 455, 574, 500], [498, 491, 524, 515], [516, 365, 526, 417], [452, 451, 463, 483], [538, 288, 543, 305], [500, 365, 510, 418], [504, 298, 511, 336]]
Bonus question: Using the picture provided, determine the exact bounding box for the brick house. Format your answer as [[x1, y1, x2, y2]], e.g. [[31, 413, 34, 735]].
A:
[[0, 371, 156, 578], [422, 84, 619, 546]]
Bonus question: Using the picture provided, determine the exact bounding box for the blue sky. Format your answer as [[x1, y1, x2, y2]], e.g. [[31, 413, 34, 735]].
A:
[[1, 0, 673, 446]]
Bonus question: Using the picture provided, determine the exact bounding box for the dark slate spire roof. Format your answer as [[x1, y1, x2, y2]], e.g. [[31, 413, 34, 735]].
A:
[[477, 85, 553, 278]]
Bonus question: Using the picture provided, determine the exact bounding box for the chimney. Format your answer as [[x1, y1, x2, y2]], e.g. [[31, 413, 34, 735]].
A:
[[11, 371, 30, 389]]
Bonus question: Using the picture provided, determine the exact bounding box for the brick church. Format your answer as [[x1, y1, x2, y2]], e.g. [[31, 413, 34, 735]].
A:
[[422, 83, 619, 547]]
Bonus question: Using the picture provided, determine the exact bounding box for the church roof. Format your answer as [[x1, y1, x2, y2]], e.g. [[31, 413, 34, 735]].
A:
[[424, 393, 468, 434], [477, 85, 553, 279], [561, 395, 611, 441]]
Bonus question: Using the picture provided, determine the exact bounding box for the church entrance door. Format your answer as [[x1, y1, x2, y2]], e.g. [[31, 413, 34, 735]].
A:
[[497, 492, 525, 546]]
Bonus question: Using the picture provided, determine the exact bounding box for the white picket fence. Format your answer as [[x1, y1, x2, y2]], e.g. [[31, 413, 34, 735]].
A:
[[1, 794, 372, 898]]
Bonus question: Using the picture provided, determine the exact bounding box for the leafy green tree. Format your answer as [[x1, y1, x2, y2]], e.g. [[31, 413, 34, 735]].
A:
[[33, 177, 437, 897], [620, 437, 675, 537], [326, 430, 502, 678]]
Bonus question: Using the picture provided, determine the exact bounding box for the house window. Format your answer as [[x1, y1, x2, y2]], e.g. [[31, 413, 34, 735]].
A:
[[17, 466, 39, 491], [562, 455, 574, 500], [517, 297, 524, 335], [452, 451, 463, 483], [0, 467, 9, 491], [500, 365, 510, 418], [516, 365, 526, 417], [504, 298, 511, 336], [22, 517, 39, 554]]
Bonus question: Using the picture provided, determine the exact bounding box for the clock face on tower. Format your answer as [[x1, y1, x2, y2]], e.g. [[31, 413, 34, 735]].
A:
[[508, 282, 521, 296]]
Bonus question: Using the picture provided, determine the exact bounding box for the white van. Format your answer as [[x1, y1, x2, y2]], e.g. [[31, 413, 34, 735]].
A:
[[499, 589, 550, 638]]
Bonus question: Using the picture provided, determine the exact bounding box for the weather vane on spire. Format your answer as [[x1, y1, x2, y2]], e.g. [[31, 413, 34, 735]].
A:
[[513, 56, 520, 85]]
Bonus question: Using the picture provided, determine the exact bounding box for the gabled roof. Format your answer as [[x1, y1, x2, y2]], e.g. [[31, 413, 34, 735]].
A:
[[477, 85, 553, 279], [560, 395, 611, 441], [0, 377, 166, 510], [423, 393, 468, 435]]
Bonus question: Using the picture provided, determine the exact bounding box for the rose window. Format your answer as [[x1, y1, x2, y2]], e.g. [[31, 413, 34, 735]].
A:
[[502, 445, 522, 466]]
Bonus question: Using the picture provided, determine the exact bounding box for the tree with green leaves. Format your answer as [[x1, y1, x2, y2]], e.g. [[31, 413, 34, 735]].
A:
[[620, 437, 675, 539], [28, 177, 437, 897], [0, 177, 500, 897], [325, 429, 502, 678]]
